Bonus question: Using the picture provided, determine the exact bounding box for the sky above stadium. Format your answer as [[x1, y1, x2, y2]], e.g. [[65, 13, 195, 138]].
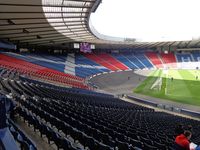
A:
[[90, 0, 200, 42]]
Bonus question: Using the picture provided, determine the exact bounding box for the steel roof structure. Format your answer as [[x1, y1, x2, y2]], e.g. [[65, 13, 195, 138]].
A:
[[1, 0, 200, 50]]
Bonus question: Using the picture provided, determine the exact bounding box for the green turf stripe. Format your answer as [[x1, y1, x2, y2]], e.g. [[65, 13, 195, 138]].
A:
[[134, 69, 200, 106], [179, 70, 200, 99], [166, 70, 192, 99]]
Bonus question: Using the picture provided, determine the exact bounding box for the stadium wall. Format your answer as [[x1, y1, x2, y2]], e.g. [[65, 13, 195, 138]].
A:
[[126, 95, 200, 118]]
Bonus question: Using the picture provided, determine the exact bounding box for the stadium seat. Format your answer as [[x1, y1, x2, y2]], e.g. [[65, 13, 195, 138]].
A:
[[173, 142, 186, 150], [0, 66, 200, 150]]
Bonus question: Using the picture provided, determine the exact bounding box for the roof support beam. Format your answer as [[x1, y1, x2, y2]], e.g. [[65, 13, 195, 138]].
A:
[[0, 24, 86, 31], [0, 20, 85, 26], [146, 42, 160, 48], [0, 28, 86, 36], [194, 41, 200, 47], [1, 30, 87, 39], [0, 12, 90, 14], [10, 32, 90, 41], [0, 2, 94, 7], [0, 16, 88, 20], [17, 34, 92, 44]]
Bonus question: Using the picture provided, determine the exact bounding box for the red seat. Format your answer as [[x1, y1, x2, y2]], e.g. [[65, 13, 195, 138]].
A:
[[0, 54, 89, 89]]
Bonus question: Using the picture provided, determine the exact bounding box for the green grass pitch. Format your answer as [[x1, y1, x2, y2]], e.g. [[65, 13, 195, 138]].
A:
[[134, 69, 200, 106]]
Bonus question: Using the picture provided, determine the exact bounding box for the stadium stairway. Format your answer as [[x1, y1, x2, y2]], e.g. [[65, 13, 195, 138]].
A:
[[145, 52, 163, 68], [63, 54, 76, 76], [160, 53, 177, 68]]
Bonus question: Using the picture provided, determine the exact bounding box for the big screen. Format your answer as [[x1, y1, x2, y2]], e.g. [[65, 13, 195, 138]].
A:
[[80, 43, 92, 53]]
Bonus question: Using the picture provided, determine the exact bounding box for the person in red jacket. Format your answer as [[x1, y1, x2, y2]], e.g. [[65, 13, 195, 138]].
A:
[[175, 130, 192, 150]]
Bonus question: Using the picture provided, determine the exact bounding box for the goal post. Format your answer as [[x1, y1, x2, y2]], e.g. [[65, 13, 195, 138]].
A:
[[150, 77, 162, 91]]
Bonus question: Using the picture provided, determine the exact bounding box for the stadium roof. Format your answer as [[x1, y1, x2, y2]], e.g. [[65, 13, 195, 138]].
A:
[[1, 0, 200, 50]]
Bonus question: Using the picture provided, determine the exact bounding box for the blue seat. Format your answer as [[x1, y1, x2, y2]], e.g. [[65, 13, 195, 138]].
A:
[[0, 139, 5, 150], [173, 142, 186, 150]]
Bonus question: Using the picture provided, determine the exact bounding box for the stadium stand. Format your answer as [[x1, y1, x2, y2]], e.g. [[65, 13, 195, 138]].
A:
[[0, 66, 200, 150], [65, 54, 90, 78], [75, 54, 107, 78], [26, 54, 67, 73], [95, 53, 129, 70], [0, 93, 36, 150], [176, 53, 193, 62], [4, 52, 110, 78], [8, 119, 37, 150], [191, 51, 200, 62], [134, 53, 154, 69], [160, 53, 177, 68], [2, 0, 200, 149], [176, 53, 194, 69], [84, 53, 119, 71], [7, 52, 153, 74], [5, 51, 200, 76], [5, 51, 200, 78], [111, 53, 137, 70], [5, 52, 76, 76], [122, 53, 145, 69], [145, 52, 163, 68], [0, 53, 88, 89]]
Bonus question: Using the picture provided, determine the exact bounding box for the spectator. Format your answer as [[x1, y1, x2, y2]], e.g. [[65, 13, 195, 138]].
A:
[[185, 125, 193, 133], [175, 130, 192, 150], [175, 124, 184, 136]]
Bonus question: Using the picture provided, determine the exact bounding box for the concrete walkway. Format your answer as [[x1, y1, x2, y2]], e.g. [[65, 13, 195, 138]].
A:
[[90, 70, 200, 114]]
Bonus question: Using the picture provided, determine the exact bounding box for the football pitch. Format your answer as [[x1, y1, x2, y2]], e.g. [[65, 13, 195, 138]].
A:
[[134, 69, 200, 106]]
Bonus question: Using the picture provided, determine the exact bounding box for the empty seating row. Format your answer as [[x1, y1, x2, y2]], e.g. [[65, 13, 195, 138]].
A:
[[5, 51, 200, 78], [0, 93, 37, 150], [145, 52, 163, 68], [84, 53, 119, 71], [0, 53, 89, 89], [8, 119, 37, 150], [5, 52, 109, 78], [1, 74, 200, 150]]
